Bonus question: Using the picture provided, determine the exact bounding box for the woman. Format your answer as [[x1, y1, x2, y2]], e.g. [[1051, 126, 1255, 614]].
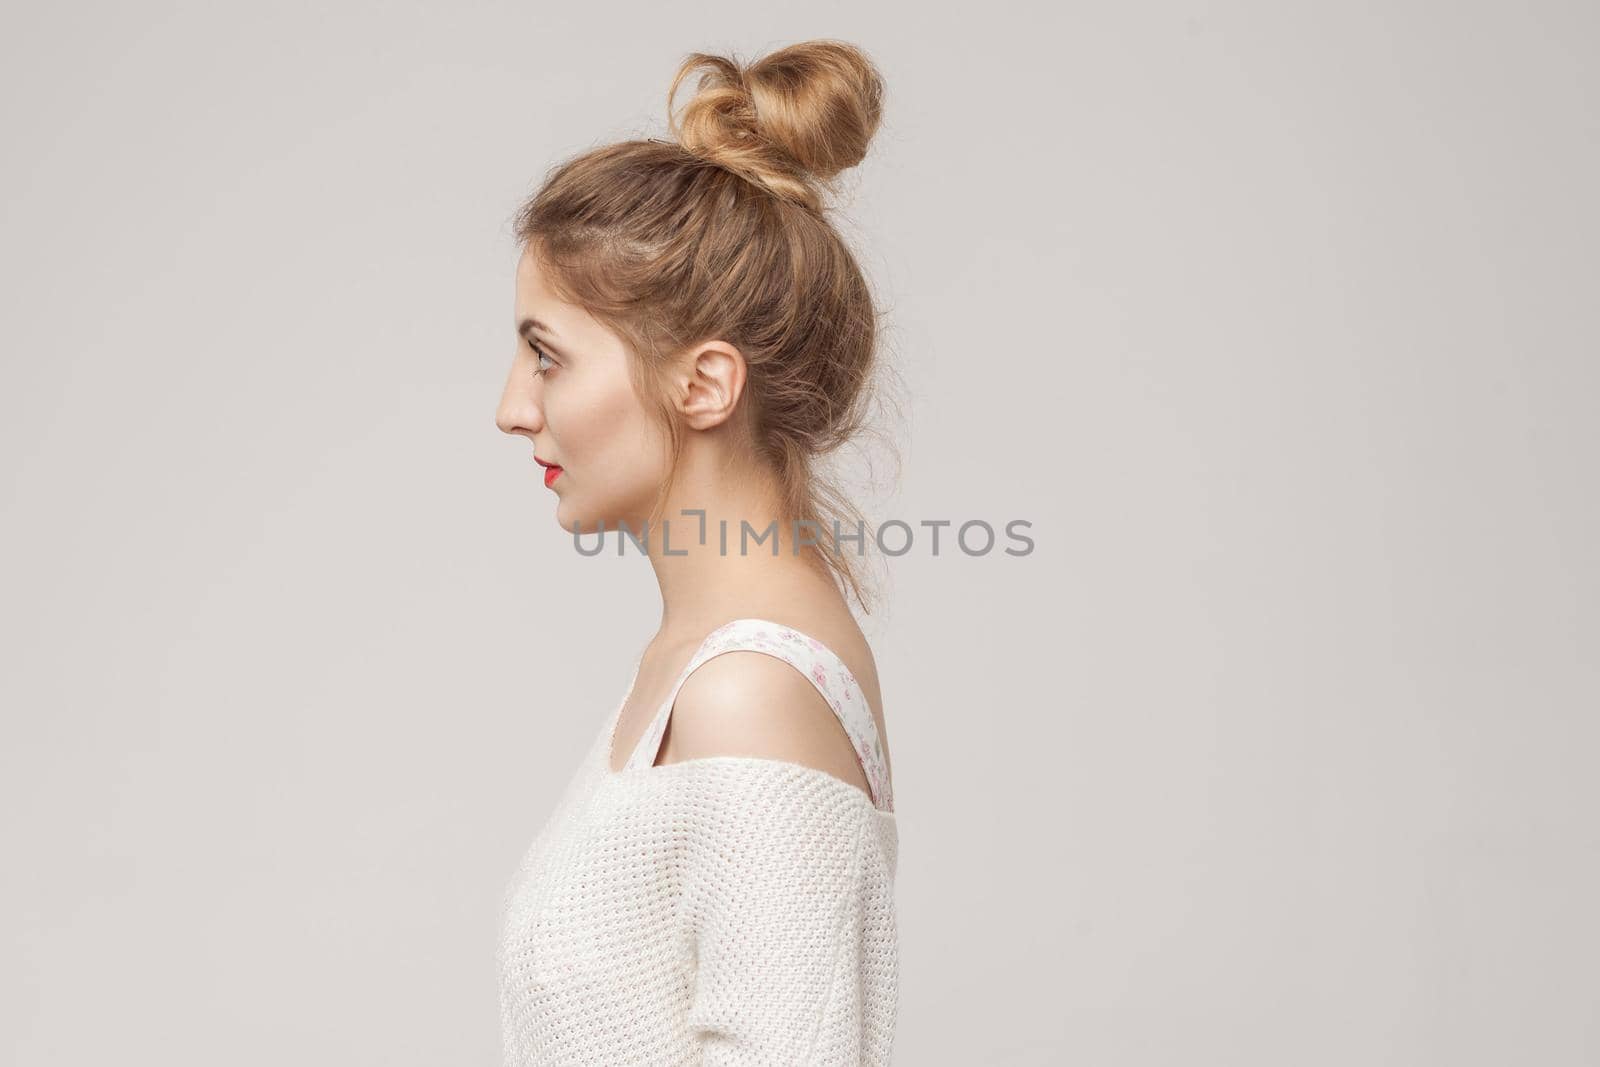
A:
[[495, 40, 900, 1066]]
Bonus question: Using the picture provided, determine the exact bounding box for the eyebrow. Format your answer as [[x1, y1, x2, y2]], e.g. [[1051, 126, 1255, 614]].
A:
[[518, 317, 559, 341]]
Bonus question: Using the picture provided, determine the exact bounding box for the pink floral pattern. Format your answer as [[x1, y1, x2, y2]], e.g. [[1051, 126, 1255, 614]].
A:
[[621, 618, 895, 812]]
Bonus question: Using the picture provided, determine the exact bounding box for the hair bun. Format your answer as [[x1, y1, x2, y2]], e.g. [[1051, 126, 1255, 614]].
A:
[[667, 40, 885, 210]]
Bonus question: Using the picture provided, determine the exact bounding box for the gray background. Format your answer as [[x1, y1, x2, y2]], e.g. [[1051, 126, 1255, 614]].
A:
[[4, 2, 1596, 1064]]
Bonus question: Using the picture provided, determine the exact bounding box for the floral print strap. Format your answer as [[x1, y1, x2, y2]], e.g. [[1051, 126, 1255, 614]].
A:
[[626, 618, 895, 813]]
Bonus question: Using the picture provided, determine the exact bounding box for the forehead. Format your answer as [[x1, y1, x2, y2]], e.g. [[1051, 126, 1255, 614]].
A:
[[514, 244, 564, 309], [512, 244, 624, 360]]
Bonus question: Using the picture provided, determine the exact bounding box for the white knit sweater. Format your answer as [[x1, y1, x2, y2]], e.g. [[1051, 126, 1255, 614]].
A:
[[498, 619, 899, 1066]]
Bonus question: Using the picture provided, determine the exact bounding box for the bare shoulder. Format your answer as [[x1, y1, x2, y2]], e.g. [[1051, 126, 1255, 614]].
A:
[[655, 649, 874, 798]]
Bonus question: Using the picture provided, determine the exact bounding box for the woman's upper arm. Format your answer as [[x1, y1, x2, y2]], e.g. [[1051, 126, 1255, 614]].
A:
[[675, 768, 878, 1065], [656, 651, 896, 1062]]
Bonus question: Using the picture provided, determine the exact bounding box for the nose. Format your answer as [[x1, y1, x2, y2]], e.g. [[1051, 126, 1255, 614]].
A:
[[495, 357, 546, 437]]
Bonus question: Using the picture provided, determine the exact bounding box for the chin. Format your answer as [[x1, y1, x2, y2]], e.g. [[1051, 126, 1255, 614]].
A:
[[554, 501, 611, 539], [553, 491, 653, 540]]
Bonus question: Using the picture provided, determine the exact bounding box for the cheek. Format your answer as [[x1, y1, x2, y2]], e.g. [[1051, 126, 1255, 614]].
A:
[[558, 378, 665, 472]]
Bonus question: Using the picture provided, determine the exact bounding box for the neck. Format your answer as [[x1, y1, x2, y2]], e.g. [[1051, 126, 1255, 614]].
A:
[[636, 443, 840, 638]]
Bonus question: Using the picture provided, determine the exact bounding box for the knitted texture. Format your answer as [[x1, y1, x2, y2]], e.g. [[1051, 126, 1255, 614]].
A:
[[498, 622, 899, 1066]]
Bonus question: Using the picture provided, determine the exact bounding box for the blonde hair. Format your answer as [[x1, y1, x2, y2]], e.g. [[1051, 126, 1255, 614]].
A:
[[512, 39, 900, 614]]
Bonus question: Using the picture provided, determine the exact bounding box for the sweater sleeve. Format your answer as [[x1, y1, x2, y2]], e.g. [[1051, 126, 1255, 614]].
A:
[[677, 767, 894, 1066]]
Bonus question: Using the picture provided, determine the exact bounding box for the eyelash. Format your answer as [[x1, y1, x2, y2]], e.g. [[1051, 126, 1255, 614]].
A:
[[528, 339, 556, 377]]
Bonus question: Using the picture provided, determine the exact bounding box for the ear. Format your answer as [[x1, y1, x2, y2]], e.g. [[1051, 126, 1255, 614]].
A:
[[672, 339, 747, 430]]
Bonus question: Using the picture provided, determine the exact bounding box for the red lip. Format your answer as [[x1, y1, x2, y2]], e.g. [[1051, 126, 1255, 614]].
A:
[[534, 455, 563, 488]]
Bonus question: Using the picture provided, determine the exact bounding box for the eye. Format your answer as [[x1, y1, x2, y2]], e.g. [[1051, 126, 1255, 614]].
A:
[[528, 339, 557, 377]]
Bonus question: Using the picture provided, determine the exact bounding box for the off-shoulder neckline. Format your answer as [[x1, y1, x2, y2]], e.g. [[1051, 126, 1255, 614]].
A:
[[600, 753, 898, 822]]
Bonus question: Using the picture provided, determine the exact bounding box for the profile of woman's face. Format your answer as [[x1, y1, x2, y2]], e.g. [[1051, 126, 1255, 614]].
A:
[[496, 244, 670, 535]]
